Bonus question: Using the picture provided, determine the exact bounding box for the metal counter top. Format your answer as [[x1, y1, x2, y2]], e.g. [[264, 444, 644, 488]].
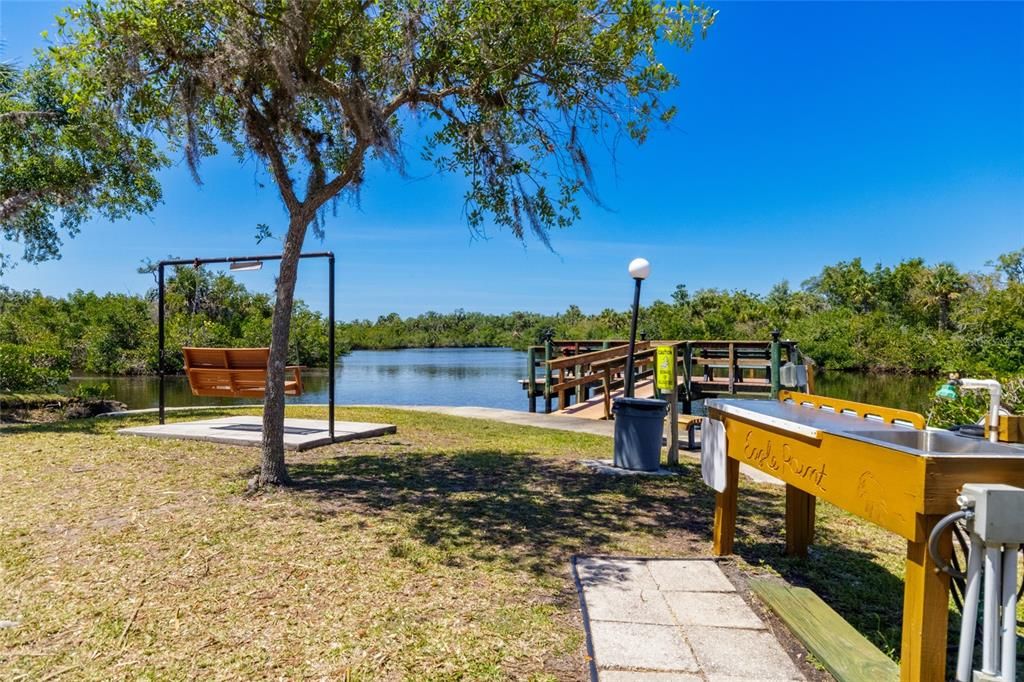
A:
[[705, 398, 1024, 459]]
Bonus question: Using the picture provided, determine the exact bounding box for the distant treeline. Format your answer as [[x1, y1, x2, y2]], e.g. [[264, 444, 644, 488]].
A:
[[342, 249, 1024, 376], [1, 249, 1021, 392], [0, 265, 331, 389]]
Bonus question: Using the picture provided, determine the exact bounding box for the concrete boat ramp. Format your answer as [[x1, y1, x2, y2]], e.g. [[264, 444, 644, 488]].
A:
[[118, 415, 396, 451]]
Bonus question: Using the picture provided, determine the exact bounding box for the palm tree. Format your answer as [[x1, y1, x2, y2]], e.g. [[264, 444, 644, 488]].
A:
[[0, 37, 17, 90], [919, 263, 968, 331], [0, 63, 15, 92]]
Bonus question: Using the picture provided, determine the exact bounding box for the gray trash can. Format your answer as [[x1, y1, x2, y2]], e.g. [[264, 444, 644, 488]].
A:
[[612, 397, 669, 471]]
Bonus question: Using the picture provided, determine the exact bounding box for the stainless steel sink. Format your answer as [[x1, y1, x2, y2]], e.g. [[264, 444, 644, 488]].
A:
[[846, 429, 1024, 456]]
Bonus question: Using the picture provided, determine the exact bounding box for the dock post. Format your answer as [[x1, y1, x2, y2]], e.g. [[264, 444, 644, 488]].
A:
[[527, 347, 537, 413], [727, 341, 736, 394], [681, 342, 693, 414], [770, 330, 781, 398], [543, 339, 553, 413], [575, 362, 583, 406]]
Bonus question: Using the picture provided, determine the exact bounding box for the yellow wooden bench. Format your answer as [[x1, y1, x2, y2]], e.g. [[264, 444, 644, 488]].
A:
[[679, 414, 701, 450], [182, 347, 303, 398]]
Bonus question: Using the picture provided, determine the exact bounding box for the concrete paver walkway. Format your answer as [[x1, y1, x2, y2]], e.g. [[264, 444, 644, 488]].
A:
[[575, 557, 804, 681]]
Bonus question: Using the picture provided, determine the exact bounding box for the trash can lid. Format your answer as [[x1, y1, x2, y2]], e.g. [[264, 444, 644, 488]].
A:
[[612, 397, 669, 410]]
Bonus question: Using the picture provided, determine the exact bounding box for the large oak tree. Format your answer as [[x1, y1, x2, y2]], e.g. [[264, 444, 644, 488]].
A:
[[11, 0, 714, 487]]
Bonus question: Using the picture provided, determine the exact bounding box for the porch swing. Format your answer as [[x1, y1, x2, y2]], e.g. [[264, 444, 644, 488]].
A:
[[182, 346, 304, 398], [156, 252, 337, 437]]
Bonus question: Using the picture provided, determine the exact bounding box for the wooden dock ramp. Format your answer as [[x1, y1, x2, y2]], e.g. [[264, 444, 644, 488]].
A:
[[554, 378, 676, 419]]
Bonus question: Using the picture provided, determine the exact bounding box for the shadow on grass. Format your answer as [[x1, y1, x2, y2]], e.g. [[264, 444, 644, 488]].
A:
[[1, 416, 927, 663], [287, 449, 778, 580], [288, 448, 925, 663]]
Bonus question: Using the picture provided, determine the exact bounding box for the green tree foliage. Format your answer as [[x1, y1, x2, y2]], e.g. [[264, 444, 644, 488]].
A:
[[339, 250, 1023, 377], [0, 285, 156, 376], [0, 60, 162, 273], [2, 251, 1020, 385], [988, 248, 1023, 285], [0, 343, 70, 391], [21, 0, 714, 486], [926, 376, 1024, 430], [0, 266, 335, 390], [916, 262, 968, 331], [71, 291, 152, 374], [803, 258, 876, 312], [952, 274, 1024, 375]]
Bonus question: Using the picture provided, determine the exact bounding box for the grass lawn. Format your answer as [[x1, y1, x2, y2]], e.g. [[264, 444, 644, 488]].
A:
[[0, 406, 1014, 680]]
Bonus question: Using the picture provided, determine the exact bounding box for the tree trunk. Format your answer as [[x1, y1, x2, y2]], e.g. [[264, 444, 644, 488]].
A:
[[258, 214, 309, 487], [938, 296, 949, 332]]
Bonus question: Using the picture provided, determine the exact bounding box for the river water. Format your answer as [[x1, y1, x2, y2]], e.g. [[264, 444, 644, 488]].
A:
[[67, 347, 940, 414]]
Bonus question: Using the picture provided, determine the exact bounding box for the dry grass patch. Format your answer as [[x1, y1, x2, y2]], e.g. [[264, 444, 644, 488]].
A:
[[0, 405, 995, 679]]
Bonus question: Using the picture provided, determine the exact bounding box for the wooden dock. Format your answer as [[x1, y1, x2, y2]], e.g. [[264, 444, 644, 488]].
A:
[[522, 337, 812, 419]]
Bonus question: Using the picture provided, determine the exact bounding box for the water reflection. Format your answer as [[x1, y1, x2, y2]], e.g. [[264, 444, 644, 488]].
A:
[[67, 348, 939, 415], [814, 371, 937, 414], [69, 348, 528, 410]]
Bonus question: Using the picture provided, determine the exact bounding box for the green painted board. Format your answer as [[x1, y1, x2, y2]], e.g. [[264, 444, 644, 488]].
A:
[[750, 579, 899, 682]]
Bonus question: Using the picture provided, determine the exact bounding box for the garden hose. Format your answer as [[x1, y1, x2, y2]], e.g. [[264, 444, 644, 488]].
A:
[[929, 510, 970, 579]]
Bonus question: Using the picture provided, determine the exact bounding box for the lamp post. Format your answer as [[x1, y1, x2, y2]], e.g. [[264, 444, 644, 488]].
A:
[[623, 257, 650, 398]]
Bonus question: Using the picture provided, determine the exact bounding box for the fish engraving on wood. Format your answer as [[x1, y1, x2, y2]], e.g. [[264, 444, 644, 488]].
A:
[[855, 471, 906, 528]]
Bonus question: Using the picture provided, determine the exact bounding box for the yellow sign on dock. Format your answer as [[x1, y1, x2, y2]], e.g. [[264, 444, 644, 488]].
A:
[[655, 345, 676, 392]]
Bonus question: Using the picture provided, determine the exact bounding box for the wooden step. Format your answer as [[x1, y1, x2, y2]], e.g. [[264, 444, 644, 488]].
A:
[[750, 579, 898, 682]]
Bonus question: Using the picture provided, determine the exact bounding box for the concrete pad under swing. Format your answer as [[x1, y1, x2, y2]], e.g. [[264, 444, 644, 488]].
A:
[[118, 415, 396, 451]]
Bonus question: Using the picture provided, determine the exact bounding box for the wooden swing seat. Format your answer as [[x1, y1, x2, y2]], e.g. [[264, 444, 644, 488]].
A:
[[182, 347, 304, 398]]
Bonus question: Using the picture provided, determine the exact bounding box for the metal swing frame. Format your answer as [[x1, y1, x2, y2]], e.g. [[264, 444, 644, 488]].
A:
[[156, 252, 336, 439]]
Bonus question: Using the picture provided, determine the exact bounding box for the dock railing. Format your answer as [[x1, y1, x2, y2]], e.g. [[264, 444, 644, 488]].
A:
[[523, 337, 808, 415], [523, 340, 628, 413]]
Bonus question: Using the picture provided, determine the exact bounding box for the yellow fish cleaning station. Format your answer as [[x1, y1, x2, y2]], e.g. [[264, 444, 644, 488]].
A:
[[703, 390, 1024, 682]]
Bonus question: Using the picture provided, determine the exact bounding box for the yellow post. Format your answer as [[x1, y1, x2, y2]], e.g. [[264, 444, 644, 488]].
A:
[[785, 485, 816, 558], [713, 457, 740, 556], [900, 514, 951, 682], [656, 345, 679, 465]]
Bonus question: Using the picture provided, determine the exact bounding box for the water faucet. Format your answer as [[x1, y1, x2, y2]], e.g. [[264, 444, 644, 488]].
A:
[[937, 374, 1003, 443]]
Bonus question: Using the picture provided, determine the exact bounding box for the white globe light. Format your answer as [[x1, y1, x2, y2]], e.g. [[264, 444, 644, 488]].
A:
[[628, 257, 651, 280]]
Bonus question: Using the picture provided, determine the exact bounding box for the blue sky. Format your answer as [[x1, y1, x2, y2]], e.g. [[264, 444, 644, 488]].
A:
[[1, 1, 1022, 320]]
